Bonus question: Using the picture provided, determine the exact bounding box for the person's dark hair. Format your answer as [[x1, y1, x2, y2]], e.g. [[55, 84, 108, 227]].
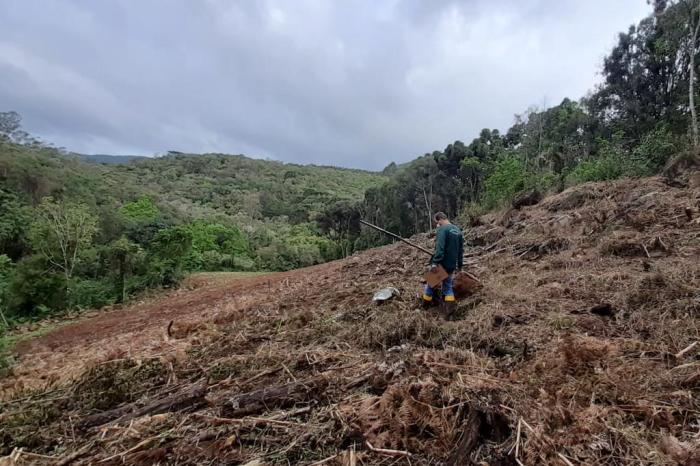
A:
[[434, 212, 448, 221]]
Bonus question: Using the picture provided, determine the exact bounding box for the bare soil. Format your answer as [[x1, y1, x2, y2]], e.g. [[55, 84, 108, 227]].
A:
[[6, 266, 340, 392]]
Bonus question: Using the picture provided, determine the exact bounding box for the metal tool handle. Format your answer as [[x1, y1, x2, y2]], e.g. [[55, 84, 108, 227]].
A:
[[359, 219, 433, 256]]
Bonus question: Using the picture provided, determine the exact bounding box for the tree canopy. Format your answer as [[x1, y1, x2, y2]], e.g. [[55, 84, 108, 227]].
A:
[[2, 1, 700, 322], [317, 1, 700, 250]]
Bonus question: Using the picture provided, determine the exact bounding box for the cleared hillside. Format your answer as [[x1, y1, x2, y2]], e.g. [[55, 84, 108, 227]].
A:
[[1, 174, 699, 465]]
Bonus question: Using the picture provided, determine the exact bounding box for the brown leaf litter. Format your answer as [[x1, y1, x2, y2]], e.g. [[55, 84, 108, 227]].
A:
[[1, 174, 700, 465]]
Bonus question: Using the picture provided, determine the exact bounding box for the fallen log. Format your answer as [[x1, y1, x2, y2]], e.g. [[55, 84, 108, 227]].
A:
[[78, 380, 207, 430], [221, 375, 329, 418]]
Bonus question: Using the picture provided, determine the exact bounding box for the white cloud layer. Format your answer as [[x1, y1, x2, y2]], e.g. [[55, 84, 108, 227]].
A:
[[0, 0, 650, 169]]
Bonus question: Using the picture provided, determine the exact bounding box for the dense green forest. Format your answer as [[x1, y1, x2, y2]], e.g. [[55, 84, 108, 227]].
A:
[[323, 0, 700, 246], [2, 0, 700, 324], [0, 130, 384, 322]]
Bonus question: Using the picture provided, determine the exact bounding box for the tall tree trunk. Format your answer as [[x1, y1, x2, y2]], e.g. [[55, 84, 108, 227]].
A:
[[64, 269, 71, 308], [0, 306, 9, 327], [690, 16, 700, 151], [120, 259, 127, 304], [421, 185, 432, 232], [413, 204, 419, 235]]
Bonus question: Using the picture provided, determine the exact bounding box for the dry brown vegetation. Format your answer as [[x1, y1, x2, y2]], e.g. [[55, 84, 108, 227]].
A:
[[1, 175, 699, 465]]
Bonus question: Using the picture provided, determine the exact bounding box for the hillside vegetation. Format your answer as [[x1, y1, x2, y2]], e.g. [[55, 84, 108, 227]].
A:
[[2, 1, 700, 463], [1, 175, 698, 464], [0, 136, 384, 320], [3, 1, 700, 342], [324, 1, 700, 248]]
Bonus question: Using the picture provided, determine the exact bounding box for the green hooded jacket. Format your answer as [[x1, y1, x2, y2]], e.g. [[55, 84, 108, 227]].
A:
[[431, 223, 464, 272]]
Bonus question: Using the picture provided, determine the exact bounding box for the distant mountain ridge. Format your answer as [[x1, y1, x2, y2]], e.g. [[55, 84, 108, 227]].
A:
[[79, 152, 386, 173], [79, 154, 147, 164]]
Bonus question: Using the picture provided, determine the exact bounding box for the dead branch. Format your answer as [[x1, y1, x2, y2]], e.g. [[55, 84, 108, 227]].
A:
[[309, 454, 338, 465], [675, 341, 698, 359], [557, 452, 576, 466], [221, 375, 329, 417], [78, 380, 207, 430], [56, 442, 94, 466], [366, 440, 411, 457], [193, 406, 310, 427], [98, 435, 159, 463]]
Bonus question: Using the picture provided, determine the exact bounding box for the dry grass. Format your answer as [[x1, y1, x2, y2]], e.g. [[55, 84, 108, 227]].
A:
[[1, 174, 700, 465]]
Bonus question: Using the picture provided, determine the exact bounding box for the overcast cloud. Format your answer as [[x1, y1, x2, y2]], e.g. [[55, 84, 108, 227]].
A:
[[0, 0, 650, 169]]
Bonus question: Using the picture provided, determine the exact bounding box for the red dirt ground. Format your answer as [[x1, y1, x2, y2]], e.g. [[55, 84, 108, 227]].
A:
[[6, 263, 341, 393]]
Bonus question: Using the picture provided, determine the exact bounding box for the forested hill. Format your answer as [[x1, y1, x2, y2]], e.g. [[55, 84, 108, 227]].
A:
[[0, 137, 384, 318], [0, 142, 384, 224], [112, 153, 386, 224]]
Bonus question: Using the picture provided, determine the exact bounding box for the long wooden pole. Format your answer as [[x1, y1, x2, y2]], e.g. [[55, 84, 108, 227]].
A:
[[359, 220, 433, 256]]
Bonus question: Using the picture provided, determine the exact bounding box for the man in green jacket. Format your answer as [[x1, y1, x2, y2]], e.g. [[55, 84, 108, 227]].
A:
[[422, 212, 464, 306]]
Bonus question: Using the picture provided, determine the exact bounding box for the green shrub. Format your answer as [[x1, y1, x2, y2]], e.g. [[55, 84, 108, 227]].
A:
[[566, 152, 651, 184], [566, 158, 602, 184], [104, 237, 146, 303], [567, 136, 651, 184], [483, 156, 526, 208], [0, 190, 31, 260], [69, 278, 115, 309], [147, 225, 192, 284], [184, 221, 249, 271], [293, 243, 323, 267], [120, 196, 159, 221], [632, 126, 681, 170], [482, 156, 557, 209], [201, 250, 224, 270], [125, 219, 171, 246], [150, 225, 193, 259], [144, 257, 186, 287], [121, 274, 144, 294], [231, 255, 255, 271], [457, 202, 489, 226], [6, 255, 66, 316], [0, 333, 12, 376], [529, 170, 558, 193], [352, 232, 382, 254], [0, 254, 13, 326]]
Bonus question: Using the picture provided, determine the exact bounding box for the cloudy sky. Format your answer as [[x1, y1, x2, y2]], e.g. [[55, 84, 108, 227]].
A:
[[1, 1, 650, 170]]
